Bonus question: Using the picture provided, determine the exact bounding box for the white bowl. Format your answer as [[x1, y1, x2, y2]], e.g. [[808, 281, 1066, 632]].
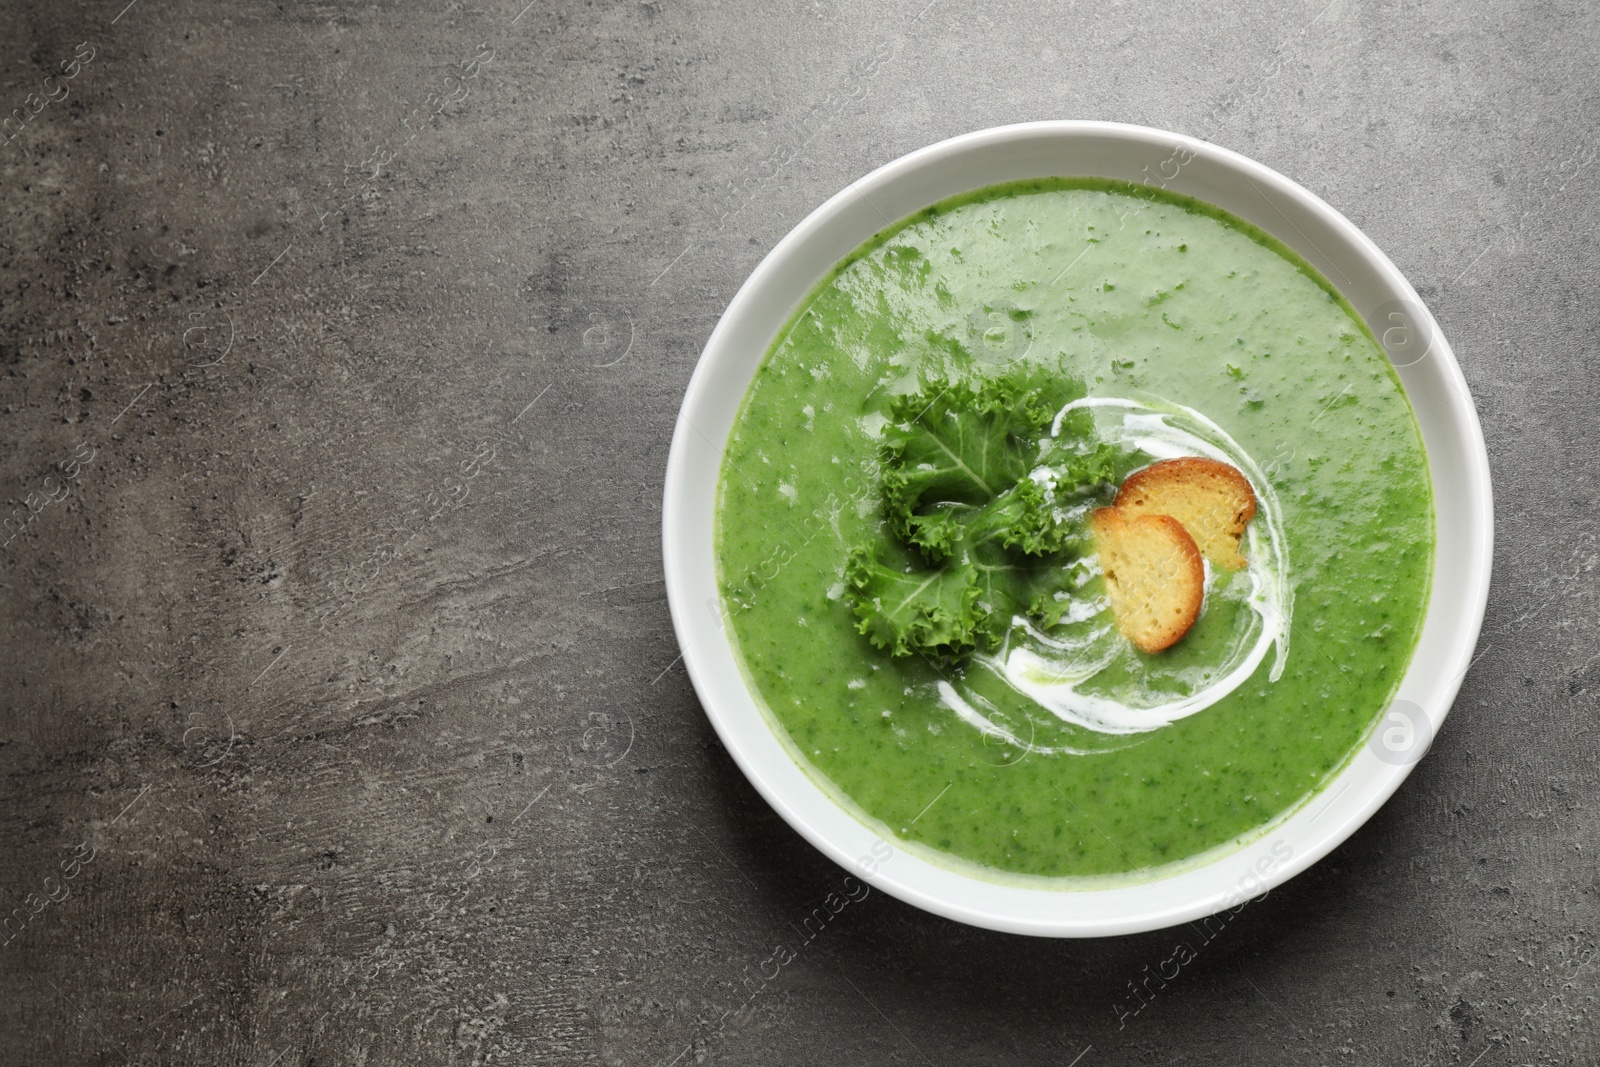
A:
[[661, 121, 1492, 937]]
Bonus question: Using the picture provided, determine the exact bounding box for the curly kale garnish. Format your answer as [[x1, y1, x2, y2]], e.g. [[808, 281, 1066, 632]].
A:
[[845, 546, 980, 658], [844, 373, 1120, 659]]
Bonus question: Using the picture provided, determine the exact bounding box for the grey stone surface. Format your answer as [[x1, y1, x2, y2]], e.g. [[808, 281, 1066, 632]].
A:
[[0, 0, 1595, 1062]]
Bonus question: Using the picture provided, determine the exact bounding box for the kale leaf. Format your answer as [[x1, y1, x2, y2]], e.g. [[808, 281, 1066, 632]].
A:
[[845, 546, 980, 658], [844, 372, 1119, 659]]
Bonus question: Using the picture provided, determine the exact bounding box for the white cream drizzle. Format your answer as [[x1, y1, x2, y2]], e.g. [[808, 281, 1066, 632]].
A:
[[938, 396, 1294, 745]]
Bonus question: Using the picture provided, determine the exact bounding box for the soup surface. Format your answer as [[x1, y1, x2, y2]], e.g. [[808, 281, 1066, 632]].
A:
[[715, 178, 1433, 880]]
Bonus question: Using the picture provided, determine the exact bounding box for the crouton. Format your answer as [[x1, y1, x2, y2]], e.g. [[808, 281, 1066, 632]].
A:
[[1114, 457, 1258, 570], [1090, 507, 1205, 653]]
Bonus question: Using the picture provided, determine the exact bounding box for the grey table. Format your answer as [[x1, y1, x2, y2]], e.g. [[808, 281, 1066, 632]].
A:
[[2, 0, 1594, 1063]]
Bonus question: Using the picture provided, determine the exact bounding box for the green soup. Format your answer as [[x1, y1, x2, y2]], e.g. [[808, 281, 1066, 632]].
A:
[[715, 178, 1433, 881]]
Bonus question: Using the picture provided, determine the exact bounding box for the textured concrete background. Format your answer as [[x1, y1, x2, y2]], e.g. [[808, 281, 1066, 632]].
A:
[[0, 0, 1595, 1063]]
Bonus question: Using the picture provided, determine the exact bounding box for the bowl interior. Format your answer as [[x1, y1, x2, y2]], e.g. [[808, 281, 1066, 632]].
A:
[[662, 121, 1491, 937]]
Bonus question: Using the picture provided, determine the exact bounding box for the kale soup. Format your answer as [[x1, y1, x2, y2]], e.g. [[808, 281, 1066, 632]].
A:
[[714, 178, 1433, 881]]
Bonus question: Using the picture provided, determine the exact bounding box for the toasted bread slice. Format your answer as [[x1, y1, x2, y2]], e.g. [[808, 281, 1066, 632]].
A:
[[1091, 507, 1205, 653], [1114, 457, 1258, 570]]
